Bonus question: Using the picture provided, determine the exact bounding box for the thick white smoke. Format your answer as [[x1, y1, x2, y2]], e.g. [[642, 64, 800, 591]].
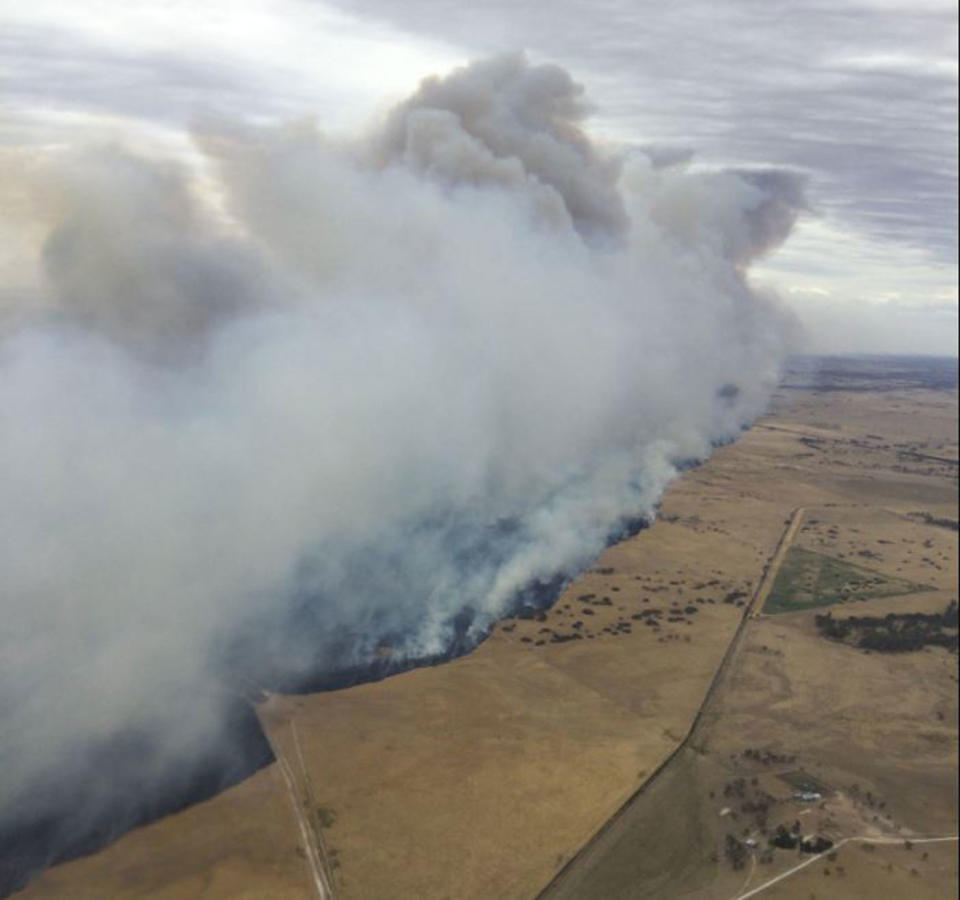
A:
[[0, 53, 803, 882]]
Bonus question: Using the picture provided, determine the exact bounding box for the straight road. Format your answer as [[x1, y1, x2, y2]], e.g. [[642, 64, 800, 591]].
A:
[[538, 507, 806, 898]]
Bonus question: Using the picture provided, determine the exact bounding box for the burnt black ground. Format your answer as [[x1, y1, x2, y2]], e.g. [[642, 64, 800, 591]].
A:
[[0, 696, 272, 897], [0, 463, 664, 894]]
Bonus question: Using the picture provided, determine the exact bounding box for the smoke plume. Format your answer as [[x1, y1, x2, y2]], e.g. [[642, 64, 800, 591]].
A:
[[0, 53, 804, 889]]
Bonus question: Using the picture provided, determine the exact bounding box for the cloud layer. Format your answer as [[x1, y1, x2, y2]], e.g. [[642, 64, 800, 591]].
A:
[[1, 1, 955, 354]]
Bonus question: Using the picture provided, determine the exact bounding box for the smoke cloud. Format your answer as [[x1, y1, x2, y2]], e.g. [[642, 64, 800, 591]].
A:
[[0, 53, 804, 888]]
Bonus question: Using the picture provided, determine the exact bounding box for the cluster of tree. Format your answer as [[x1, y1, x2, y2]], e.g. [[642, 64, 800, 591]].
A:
[[577, 593, 614, 607], [801, 836, 833, 854], [847, 783, 885, 809], [741, 796, 772, 832], [859, 628, 956, 652], [723, 778, 748, 799], [741, 747, 796, 765], [912, 512, 959, 532], [770, 824, 798, 849], [741, 798, 771, 815], [632, 609, 665, 630], [815, 601, 958, 653], [768, 820, 833, 854], [724, 833, 748, 870], [515, 606, 547, 621], [549, 632, 583, 644]]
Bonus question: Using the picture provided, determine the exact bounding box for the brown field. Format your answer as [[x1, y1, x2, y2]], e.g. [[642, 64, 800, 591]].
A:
[[19, 364, 958, 899], [19, 765, 313, 899], [756, 839, 958, 899], [543, 378, 958, 900]]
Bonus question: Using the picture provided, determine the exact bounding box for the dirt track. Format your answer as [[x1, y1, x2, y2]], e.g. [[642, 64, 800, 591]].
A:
[[734, 835, 959, 899], [538, 507, 807, 899], [259, 696, 335, 900]]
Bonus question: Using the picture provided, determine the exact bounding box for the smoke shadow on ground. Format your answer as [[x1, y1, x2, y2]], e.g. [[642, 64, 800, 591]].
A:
[[0, 509, 656, 898], [0, 696, 272, 898]]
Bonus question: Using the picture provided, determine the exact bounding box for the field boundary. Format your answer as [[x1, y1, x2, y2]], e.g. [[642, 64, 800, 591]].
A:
[[537, 507, 805, 898], [732, 834, 959, 899], [258, 698, 336, 900]]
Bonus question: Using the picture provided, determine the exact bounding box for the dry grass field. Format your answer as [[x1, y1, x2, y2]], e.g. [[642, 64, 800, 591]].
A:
[[18, 765, 313, 900], [544, 367, 958, 900], [18, 359, 957, 899], [251, 439, 791, 900]]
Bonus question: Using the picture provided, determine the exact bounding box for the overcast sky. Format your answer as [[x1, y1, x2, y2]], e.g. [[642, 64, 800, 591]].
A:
[[1, 0, 957, 355]]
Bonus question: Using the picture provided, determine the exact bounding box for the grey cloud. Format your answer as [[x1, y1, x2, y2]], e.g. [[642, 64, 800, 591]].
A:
[[0, 24, 303, 134], [2, 2, 954, 267], [332, 0, 957, 264], [637, 144, 695, 169]]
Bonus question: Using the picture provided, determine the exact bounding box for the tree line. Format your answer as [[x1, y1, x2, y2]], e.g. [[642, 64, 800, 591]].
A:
[[815, 601, 957, 653]]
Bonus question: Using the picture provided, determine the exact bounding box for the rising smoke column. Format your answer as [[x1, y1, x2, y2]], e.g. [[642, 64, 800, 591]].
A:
[[0, 53, 804, 886]]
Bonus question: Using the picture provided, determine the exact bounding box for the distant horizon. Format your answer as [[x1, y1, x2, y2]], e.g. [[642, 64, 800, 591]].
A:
[[788, 351, 959, 361]]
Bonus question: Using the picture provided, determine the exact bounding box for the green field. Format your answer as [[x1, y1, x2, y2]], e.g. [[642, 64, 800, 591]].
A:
[[764, 547, 931, 614]]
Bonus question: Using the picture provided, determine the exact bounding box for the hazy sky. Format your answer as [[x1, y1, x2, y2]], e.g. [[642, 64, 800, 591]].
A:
[[1, 0, 957, 354]]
